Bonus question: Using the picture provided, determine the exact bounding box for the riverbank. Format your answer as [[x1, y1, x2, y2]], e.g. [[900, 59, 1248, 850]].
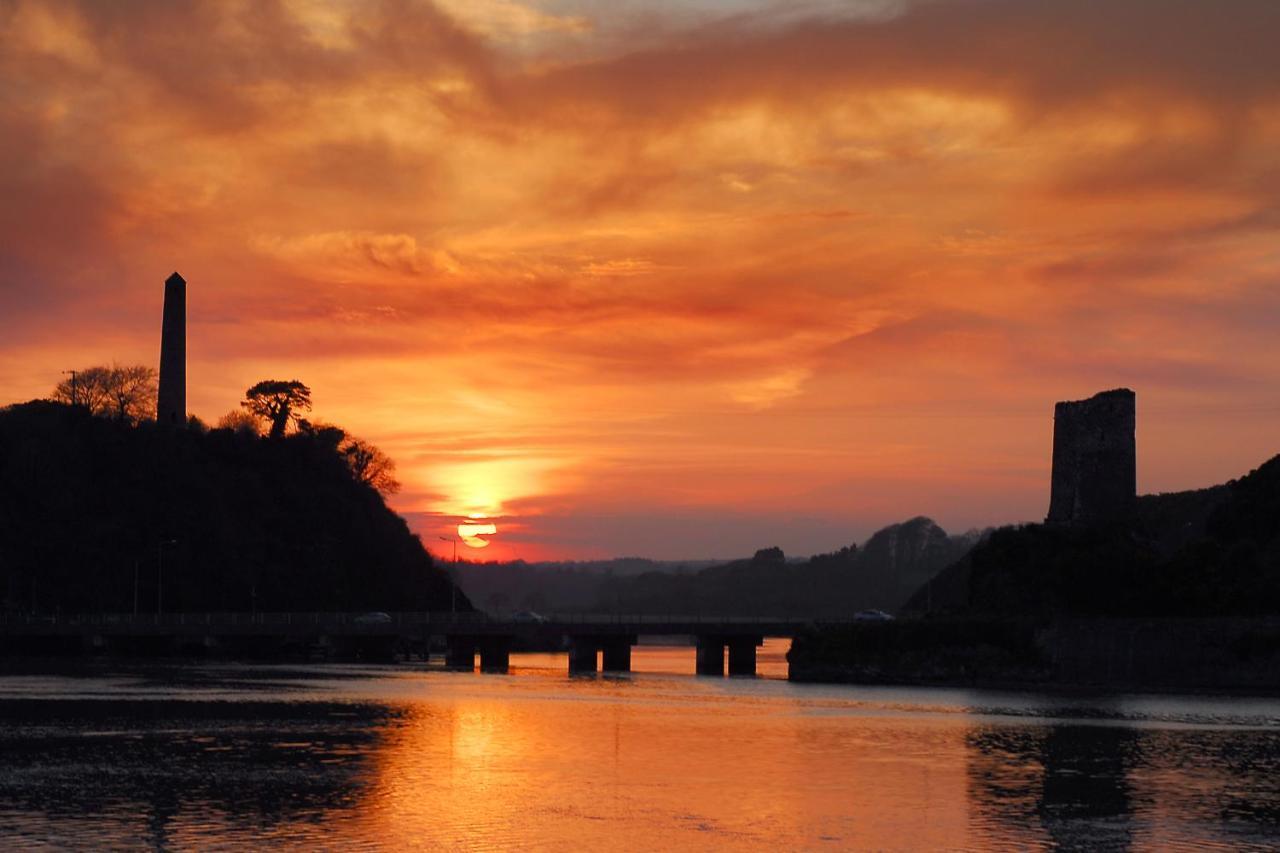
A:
[[787, 617, 1280, 693]]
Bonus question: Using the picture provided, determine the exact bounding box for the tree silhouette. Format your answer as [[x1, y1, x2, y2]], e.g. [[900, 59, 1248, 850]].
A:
[[341, 437, 401, 496], [106, 365, 158, 422], [52, 366, 112, 414], [297, 421, 400, 497], [297, 418, 347, 449], [242, 380, 312, 438], [215, 409, 261, 437], [52, 364, 157, 423]]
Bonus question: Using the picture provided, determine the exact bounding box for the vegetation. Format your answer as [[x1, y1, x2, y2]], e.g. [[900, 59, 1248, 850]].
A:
[[0, 399, 465, 614], [51, 364, 157, 424], [216, 408, 261, 436], [242, 380, 312, 439], [338, 436, 401, 496], [904, 455, 1280, 617], [456, 517, 983, 617]]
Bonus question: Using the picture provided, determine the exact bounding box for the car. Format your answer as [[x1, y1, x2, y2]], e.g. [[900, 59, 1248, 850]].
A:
[[354, 611, 392, 624], [511, 610, 549, 624], [854, 609, 895, 622]]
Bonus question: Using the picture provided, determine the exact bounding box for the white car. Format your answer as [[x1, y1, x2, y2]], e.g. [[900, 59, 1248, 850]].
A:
[[854, 609, 895, 622], [354, 611, 392, 624]]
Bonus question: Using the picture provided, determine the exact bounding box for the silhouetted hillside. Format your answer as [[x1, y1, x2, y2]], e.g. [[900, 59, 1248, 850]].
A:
[[0, 401, 468, 614], [455, 517, 984, 618], [905, 456, 1280, 617], [453, 557, 725, 614]]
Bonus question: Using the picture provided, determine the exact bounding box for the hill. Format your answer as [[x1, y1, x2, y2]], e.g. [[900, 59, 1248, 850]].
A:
[[0, 401, 468, 614], [904, 456, 1280, 617], [455, 516, 984, 618]]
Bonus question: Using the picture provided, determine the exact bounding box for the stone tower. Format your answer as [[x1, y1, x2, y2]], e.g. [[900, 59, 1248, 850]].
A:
[[156, 271, 186, 426], [1046, 388, 1136, 526]]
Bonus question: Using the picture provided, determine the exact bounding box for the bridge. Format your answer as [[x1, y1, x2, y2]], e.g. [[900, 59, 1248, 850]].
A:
[[0, 612, 838, 677]]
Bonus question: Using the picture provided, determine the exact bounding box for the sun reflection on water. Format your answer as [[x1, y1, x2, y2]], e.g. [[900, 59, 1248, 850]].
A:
[[1, 656, 1278, 849]]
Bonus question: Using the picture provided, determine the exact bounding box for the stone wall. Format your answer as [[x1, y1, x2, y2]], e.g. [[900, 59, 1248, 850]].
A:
[[1046, 388, 1136, 526]]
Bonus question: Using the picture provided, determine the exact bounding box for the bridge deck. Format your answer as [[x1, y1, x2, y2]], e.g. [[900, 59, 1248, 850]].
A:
[[0, 612, 839, 639]]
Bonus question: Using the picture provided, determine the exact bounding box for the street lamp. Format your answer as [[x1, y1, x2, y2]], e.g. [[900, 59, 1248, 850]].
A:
[[157, 539, 177, 616], [438, 535, 458, 619]]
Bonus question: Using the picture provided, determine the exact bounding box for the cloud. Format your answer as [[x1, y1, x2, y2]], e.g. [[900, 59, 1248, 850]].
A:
[[2, 0, 1279, 557], [253, 231, 445, 277], [508, 0, 1280, 127]]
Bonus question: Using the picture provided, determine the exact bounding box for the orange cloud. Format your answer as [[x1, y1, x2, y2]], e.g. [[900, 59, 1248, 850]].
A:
[[2, 0, 1279, 557]]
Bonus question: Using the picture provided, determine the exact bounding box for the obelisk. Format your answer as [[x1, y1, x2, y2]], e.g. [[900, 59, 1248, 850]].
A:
[[157, 271, 186, 425]]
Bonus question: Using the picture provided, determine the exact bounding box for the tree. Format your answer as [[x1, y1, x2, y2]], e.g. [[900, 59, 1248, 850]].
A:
[[105, 365, 157, 422], [297, 418, 347, 449], [241, 380, 312, 439], [53, 366, 112, 414], [216, 409, 261, 437], [51, 364, 156, 423], [340, 436, 401, 496]]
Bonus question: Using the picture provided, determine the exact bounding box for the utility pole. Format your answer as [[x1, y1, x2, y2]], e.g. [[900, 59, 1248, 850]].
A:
[[61, 369, 79, 407]]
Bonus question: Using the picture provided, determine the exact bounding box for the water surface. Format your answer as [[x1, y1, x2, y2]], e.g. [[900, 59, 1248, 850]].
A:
[[1, 640, 1277, 850]]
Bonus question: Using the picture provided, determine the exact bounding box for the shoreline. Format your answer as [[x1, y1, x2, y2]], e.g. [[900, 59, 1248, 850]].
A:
[[786, 615, 1280, 698], [786, 664, 1280, 699]]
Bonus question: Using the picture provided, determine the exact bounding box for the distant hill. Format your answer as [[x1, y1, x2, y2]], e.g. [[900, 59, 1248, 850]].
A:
[[904, 455, 1280, 617], [0, 401, 467, 614], [457, 517, 985, 618], [453, 557, 725, 614]]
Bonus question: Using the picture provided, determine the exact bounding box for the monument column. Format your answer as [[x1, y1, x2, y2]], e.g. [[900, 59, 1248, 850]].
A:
[[157, 271, 186, 425]]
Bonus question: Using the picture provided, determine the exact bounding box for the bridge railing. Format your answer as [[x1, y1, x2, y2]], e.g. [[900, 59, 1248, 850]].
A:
[[529, 613, 829, 627], [0, 612, 849, 629], [0, 611, 493, 628]]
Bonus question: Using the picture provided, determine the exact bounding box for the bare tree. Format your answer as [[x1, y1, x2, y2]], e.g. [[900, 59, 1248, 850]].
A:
[[105, 365, 157, 422], [52, 364, 156, 423], [53, 366, 111, 415], [216, 409, 261, 436], [341, 437, 401, 496], [241, 380, 312, 438]]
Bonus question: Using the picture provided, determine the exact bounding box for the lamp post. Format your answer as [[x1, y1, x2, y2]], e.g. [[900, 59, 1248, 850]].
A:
[[157, 539, 177, 616], [438, 535, 458, 619]]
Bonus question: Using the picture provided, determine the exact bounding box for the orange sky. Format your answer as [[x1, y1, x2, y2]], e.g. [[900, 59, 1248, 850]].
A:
[[2, 0, 1279, 560]]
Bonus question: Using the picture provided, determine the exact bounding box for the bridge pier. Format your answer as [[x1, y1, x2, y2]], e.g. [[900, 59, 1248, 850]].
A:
[[696, 637, 725, 676], [445, 636, 476, 670], [601, 638, 634, 673], [569, 640, 599, 674], [727, 637, 760, 676], [479, 637, 511, 673]]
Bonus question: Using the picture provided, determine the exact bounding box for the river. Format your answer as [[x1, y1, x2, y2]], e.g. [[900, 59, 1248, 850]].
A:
[[1, 639, 1277, 850]]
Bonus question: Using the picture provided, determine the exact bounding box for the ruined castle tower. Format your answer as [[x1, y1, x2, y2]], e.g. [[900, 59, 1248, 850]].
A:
[[156, 271, 186, 426], [1046, 388, 1136, 526]]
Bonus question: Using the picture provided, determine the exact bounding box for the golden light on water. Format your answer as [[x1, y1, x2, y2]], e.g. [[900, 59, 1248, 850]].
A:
[[457, 520, 498, 549]]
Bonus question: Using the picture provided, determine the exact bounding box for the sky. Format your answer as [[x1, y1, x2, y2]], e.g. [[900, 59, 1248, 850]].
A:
[[2, 0, 1279, 561]]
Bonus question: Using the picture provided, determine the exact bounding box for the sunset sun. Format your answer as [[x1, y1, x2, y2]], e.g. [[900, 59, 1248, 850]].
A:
[[457, 520, 498, 549]]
